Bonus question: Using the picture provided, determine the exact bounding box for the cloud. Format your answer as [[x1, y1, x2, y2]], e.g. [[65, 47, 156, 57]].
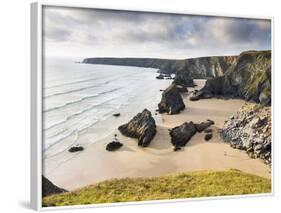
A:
[[42, 6, 271, 58]]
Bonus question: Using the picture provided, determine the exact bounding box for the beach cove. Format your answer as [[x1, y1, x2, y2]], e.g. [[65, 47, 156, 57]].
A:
[[44, 79, 271, 191]]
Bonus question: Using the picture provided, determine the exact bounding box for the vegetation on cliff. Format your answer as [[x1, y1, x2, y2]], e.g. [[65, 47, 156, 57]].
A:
[[199, 51, 271, 105], [43, 169, 271, 207]]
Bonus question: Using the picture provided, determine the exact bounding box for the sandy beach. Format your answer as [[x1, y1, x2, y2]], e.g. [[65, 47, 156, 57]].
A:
[[43, 79, 271, 191]]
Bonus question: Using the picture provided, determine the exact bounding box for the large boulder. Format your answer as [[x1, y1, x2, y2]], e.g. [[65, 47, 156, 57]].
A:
[[118, 109, 156, 147], [169, 122, 197, 147], [42, 176, 67, 197], [158, 83, 185, 114]]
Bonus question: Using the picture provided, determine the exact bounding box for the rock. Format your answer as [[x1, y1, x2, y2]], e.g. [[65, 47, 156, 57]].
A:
[[113, 113, 121, 117], [173, 76, 195, 87], [207, 119, 215, 125], [195, 120, 214, 132], [173, 146, 182, 152], [189, 90, 213, 101], [204, 133, 213, 141], [158, 83, 185, 114], [220, 102, 271, 165], [189, 95, 200, 101], [68, 146, 84, 152], [106, 141, 123, 151], [42, 176, 67, 197], [118, 109, 156, 147], [169, 122, 197, 147], [251, 116, 267, 129], [156, 74, 164, 79]]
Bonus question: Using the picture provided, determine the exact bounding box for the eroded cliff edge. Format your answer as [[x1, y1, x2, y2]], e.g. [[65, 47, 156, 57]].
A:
[[192, 50, 271, 105]]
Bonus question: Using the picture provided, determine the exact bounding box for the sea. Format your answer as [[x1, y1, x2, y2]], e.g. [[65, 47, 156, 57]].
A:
[[43, 57, 172, 159]]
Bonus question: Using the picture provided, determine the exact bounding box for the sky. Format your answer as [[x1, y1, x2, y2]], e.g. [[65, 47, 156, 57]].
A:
[[43, 6, 271, 59]]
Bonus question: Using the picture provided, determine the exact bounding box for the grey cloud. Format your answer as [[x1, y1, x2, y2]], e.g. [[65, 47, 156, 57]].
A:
[[43, 6, 271, 58]]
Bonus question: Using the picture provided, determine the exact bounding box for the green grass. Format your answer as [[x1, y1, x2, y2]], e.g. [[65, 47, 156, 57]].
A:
[[43, 169, 271, 207]]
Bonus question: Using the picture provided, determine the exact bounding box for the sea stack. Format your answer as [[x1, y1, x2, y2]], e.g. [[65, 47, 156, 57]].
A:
[[118, 109, 156, 147], [158, 83, 185, 114]]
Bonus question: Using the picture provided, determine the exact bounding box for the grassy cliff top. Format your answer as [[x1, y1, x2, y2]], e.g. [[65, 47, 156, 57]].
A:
[[43, 169, 271, 207]]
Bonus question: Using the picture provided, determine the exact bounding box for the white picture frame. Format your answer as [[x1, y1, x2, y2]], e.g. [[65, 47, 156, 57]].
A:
[[31, 1, 274, 210]]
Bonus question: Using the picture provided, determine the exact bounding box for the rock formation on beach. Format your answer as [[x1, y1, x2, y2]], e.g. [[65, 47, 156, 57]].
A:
[[220, 103, 271, 164], [106, 141, 123, 151], [169, 122, 197, 148], [42, 176, 67, 197], [169, 120, 215, 148], [68, 146, 84, 152], [191, 51, 271, 105], [158, 83, 185, 114], [118, 109, 156, 147]]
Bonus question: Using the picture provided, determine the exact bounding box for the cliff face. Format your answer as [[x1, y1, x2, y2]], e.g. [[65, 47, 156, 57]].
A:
[[83, 56, 238, 88], [172, 56, 237, 86], [83, 57, 178, 73], [82, 56, 237, 78], [201, 51, 271, 105]]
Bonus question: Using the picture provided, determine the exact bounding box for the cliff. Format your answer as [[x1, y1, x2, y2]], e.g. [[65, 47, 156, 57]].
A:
[[82, 56, 237, 78], [83, 57, 178, 74], [199, 50, 271, 105]]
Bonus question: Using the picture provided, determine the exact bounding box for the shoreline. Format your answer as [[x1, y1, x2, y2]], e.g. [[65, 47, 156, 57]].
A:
[[43, 79, 271, 191]]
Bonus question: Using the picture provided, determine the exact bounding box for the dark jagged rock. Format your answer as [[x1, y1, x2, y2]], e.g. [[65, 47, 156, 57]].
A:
[[221, 103, 271, 164], [158, 83, 185, 114], [118, 109, 156, 147], [204, 133, 213, 141], [106, 141, 123, 151], [42, 176, 67, 197], [68, 146, 84, 152], [169, 122, 197, 147], [195, 120, 214, 132], [113, 113, 121, 117], [195, 51, 271, 105]]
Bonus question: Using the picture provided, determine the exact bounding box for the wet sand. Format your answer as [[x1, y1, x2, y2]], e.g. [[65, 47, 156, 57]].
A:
[[44, 79, 271, 190]]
